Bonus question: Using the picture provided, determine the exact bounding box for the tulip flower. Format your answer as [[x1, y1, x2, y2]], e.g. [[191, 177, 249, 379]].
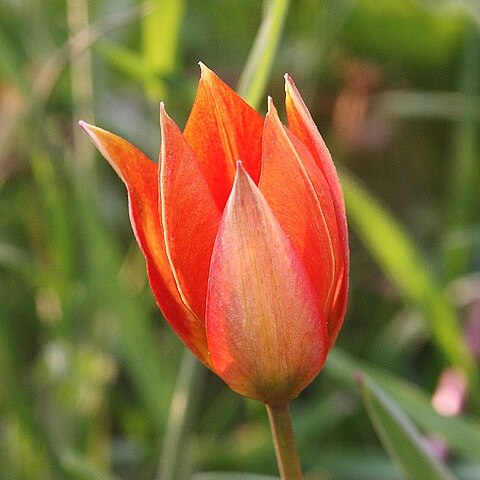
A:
[[80, 64, 348, 407]]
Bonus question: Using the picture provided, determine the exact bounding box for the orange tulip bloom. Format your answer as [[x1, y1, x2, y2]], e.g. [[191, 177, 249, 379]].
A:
[[80, 65, 348, 405]]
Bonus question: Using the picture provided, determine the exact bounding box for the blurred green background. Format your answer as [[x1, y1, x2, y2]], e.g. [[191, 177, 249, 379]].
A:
[[1, 0, 480, 479]]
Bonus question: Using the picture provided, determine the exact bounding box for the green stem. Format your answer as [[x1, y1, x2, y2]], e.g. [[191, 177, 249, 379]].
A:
[[266, 403, 303, 480], [237, 0, 290, 109]]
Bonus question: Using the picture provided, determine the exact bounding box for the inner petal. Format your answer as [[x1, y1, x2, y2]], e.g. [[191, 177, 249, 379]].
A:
[[160, 105, 222, 322], [259, 99, 338, 317], [183, 64, 264, 209]]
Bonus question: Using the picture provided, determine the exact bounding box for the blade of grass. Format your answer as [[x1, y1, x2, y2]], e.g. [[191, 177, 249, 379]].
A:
[[237, 0, 290, 109], [141, 0, 185, 99], [96, 39, 159, 86], [304, 448, 479, 480], [325, 348, 480, 459], [156, 350, 206, 480], [341, 172, 479, 400], [32, 2, 153, 106], [357, 374, 456, 480], [443, 25, 480, 280], [30, 152, 74, 305], [67, 0, 95, 173]]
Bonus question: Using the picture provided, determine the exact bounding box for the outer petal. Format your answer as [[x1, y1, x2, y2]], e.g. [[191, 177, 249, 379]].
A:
[[259, 100, 338, 322], [284, 77, 349, 342], [80, 122, 209, 365], [160, 105, 222, 322], [183, 63, 264, 209], [206, 163, 328, 405]]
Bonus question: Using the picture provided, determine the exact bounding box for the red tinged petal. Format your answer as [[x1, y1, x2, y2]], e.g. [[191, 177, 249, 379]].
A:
[[160, 105, 222, 322], [284, 77, 349, 342], [81, 68, 349, 405], [183, 63, 264, 209], [206, 163, 328, 405], [259, 99, 339, 323], [79, 121, 210, 365]]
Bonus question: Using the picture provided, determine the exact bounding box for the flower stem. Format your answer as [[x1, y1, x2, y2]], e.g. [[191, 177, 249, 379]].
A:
[[266, 403, 303, 480]]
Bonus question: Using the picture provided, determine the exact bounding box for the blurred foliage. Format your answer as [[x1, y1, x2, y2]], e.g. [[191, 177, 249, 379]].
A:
[[1, 0, 479, 479]]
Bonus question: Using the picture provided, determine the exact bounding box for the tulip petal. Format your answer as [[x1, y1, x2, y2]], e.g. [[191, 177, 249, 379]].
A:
[[80, 121, 209, 365], [285, 75, 349, 342], [259, 99, 339, 327], [183, 63, 264, 209], [160, 105, 222, 323], [206, 163, 328, 404]]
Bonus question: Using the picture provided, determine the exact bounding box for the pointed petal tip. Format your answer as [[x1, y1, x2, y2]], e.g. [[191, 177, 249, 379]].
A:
[[267, 95, 274, 112], [284, 73, 294, 88], [78, 120, 93, 137], [160, 102, 175, 132], [78, 120, 96, 135], [234, 160, 247, 182], [78, 121, 105, 146], [265, 96, 281, 125], [198, 61, 213, 78], [197, 62, 222, 94], [159, 101, 167, 120], [284, 74, 300, 101], [232, 160, 255, 195], [78, 122, 113, 147]]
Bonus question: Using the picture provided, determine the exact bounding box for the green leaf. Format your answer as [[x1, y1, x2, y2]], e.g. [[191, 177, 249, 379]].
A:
[[96, 40, 159, 86], [341, 172, 478, 393], [157, 350, 207, 480], [302, 446, 480, 480], [237, 0, 290, 109], [326, 348, 480, 459], [30, 152, 74, 297], [357, 374, 456, 480], [141, 0, 185, 99]]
